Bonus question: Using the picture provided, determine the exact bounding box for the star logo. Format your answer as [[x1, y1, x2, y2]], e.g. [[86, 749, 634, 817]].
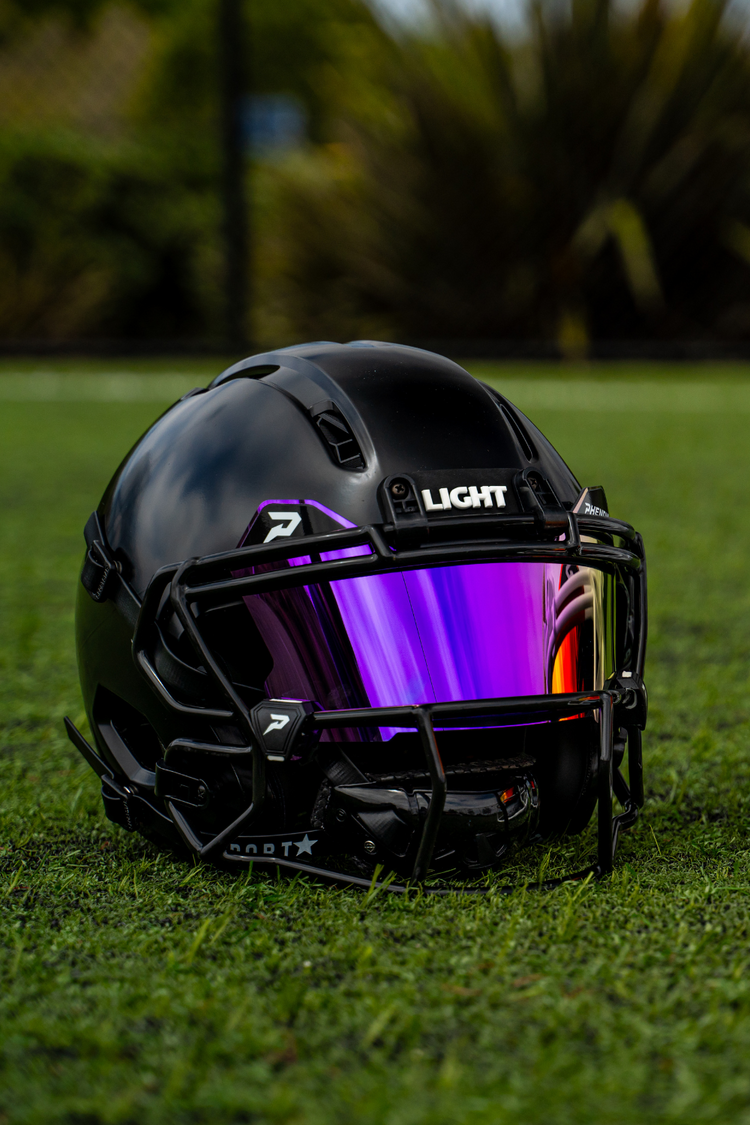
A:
[[295, 834, 317, 856]]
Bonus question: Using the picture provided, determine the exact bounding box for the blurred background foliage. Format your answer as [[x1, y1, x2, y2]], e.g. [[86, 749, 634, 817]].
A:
[[1, 0, 750, 349]]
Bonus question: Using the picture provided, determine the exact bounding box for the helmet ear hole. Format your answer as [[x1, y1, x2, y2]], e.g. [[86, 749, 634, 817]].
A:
[[526, 718, 599, 838], [93, 686, 163, 773]]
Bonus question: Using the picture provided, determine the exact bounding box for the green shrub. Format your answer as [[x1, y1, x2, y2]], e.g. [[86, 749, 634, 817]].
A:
[[262, 0, 750, 348], [0, 0, 379, 343], [0, 130, 217, 339], [5, 0, 750, 347]]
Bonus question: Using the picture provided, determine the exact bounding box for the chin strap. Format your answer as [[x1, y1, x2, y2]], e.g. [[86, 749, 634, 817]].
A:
[[63, 717, 174, 838]]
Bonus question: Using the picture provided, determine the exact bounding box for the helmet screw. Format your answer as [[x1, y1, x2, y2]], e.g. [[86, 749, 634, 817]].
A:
[[197, 785, 207, 801], [335, 808, 347, 823], [363, 839, 377, 854], [390, 481, 408, 499]]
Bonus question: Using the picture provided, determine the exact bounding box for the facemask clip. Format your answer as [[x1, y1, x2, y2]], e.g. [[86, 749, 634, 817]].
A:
[[250, 698, 320, 763]]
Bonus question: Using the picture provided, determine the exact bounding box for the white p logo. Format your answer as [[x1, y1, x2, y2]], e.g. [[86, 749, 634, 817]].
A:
[[263, 713, 291, 736], [263, 511, 302, 543]]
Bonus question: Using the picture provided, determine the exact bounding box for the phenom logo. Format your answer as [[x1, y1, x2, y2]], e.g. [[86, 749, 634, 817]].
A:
[[421, 485, 508, 512], [262, 713, 291, 736], [262, 511, 303, 543]]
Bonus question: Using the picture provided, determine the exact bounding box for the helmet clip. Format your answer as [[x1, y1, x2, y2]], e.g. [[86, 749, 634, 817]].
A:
[[379, 474, 428, 548], [250, 698, 320, 763], [515, 468, 569, 533]]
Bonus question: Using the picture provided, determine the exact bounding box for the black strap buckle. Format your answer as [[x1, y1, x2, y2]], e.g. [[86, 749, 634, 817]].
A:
[[154, 761, 211, 808], [81, 539, 116, 603]]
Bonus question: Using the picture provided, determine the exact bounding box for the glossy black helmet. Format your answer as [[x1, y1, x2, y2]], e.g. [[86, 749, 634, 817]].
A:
[[67, 342, 647, 889]]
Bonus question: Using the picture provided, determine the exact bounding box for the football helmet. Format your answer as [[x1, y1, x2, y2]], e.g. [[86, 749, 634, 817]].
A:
[[67, 342, 647, 889]]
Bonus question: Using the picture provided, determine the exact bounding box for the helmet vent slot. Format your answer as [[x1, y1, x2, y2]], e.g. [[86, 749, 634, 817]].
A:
[[498, 403, 537, 462], [93, 687, 162, 772], [484, 385, 538, 462], [221, 364, 280, 382], [310, 402, 365, 469]]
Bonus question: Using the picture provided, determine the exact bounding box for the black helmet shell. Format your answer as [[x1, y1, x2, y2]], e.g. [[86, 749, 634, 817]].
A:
[[101, 343, 579, 596], [70, 342, 646, 889]]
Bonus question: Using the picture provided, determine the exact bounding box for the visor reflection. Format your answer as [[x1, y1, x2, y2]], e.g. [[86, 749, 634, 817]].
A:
[[242, 561, 616, 739]]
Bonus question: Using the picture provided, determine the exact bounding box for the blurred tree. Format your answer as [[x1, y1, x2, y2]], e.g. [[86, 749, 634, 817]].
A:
[[0, 0, 379, 341], [132, 0, 381, 344], [131, 0, 381, 158], [263, 0, 750, 349], [3, 0, 750, 347], [0, 0, 175, 44], [0, 130, 208, 338]]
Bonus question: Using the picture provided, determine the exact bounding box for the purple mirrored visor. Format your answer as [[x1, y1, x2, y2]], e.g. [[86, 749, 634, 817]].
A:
[[240, 557, 616, 741]]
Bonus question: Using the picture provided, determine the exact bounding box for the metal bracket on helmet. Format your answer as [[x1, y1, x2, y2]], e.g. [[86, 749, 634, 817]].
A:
[[514, 468, 569, 534], [605, 670, 648, 730], [154, 762, 211, 809], [378, 474, 429, 548]]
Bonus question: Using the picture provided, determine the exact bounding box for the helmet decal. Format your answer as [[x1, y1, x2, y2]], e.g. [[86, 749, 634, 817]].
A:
[[241, 498, 356, 547]]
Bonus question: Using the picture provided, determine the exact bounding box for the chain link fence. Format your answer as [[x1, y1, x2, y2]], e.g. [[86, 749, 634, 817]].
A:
[[0, 5, 151, 138]]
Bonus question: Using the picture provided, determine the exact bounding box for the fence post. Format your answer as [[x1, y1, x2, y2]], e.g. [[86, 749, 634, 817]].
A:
[[218, 0, 249, 350]]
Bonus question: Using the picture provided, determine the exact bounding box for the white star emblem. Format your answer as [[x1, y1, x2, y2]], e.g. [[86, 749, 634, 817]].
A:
[[295, 833, 317, 856]]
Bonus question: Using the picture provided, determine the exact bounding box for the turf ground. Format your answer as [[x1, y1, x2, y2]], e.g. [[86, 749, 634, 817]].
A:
[[2, 359, 750, 1125]]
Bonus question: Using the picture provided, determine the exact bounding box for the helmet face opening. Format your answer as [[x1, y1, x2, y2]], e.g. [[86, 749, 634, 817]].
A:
[[241, 559, 622, 737], [70, 343, 647, 890]]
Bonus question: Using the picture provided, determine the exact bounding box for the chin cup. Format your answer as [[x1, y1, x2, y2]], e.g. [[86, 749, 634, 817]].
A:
[[322, 770, 539, 874]]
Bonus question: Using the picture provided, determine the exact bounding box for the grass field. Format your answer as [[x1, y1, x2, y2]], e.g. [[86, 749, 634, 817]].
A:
[[2, 358, 750, 1125]]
